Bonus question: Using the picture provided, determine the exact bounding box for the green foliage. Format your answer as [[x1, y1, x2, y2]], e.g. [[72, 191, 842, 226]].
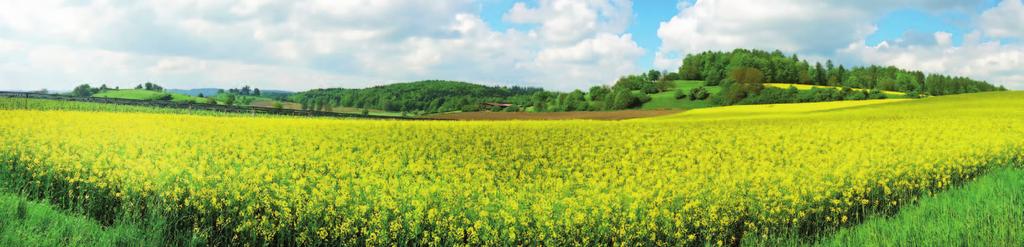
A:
[[677, 48, 1000, 95], [0, 192, 157, 246], [71, 84, 95, 97], [673, 89, 686, 100], [809, 168, 1024, 246], [688, 87, 710, 101], [224, 94, 236, 106], [292, 80, 542, 114]]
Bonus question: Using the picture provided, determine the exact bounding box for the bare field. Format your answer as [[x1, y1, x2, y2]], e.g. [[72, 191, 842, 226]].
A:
[[427, 110, 682, 120]]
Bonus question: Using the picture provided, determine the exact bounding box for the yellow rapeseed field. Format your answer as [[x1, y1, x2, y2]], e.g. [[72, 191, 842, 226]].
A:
[[0, 92, 1022, 245]]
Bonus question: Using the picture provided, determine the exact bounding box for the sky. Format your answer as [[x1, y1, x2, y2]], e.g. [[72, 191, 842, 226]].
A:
[[0, 0, 1022, 92]]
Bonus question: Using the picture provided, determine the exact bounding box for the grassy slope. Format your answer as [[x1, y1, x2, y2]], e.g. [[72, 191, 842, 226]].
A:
[[640, 80, 722, 110], [0, 192, 156, 246], [810, 167, 1024, 246], [94, 90, 213, 103]]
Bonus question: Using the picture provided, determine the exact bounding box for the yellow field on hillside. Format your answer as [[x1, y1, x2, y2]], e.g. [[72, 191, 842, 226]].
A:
[[647, 98, 910, 121], [0, 92, 1022, 245], [764, 83, 907, 97]]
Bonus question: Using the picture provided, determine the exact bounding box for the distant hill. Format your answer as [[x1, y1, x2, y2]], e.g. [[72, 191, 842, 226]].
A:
[[291, 80, 544, 113], [168, 88, 221, 97], [94, 89, 214, 103]]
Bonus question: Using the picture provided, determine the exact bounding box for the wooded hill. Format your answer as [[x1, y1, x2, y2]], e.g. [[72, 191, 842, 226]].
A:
[[291, 80, 544, 113], [288, 49, 1010, 114]]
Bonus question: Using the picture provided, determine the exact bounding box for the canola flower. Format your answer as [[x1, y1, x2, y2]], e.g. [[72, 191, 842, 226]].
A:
[[0, 92, 1022, 246]]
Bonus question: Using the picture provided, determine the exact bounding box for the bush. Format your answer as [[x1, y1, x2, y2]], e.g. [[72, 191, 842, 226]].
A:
[[739, 87, 798, 105], [674, 89, 687, 100], [635, 92, 652, 104], [689, 87, 711, 101]]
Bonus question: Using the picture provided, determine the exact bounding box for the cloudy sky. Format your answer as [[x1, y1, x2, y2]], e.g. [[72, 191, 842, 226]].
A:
[[0, 0, 1022, 91]]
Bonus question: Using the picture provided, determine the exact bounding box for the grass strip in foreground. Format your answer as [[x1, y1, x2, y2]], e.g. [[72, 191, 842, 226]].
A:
[[0, 192, 154, 247], [812, 167, 1024, 246]]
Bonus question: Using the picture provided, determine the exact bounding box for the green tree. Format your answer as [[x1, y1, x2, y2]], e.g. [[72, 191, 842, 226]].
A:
[[71, 84, 94, 97], [225, 94, 236, 106]]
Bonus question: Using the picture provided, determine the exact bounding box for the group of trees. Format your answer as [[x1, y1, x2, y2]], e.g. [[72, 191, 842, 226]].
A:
[[292, 80, 543, 114], [528, 69, 700, 112], [71, 83, 124, 97], [133, 82, 164, 91], [611, 70, 680, 94], [290, 48, 1008, 114], [221, 86, 262, 96], [680, 49, 1003, 96], [680, 49, 1005, 105]]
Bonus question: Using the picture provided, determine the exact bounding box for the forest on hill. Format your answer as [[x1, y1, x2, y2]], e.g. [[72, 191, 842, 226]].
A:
[[291, 80, 544, 113], [292, 49, 1006, 114]]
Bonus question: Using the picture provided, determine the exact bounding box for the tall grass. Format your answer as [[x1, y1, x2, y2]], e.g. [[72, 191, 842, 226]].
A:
[[0, 192, 160, 246], [811, 167, 1024, 246]]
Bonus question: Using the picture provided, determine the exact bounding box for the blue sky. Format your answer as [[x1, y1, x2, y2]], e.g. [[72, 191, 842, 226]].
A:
[[0, 0, 1022, 91]]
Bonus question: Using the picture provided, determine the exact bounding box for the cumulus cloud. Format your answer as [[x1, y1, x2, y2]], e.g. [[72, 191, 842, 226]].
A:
[[653, 0, 1023, 89], [0, 0, 642, 91], [653, 0, 985, 70], [839, 31, 1024, 89], [979, 0, 1024, 39]]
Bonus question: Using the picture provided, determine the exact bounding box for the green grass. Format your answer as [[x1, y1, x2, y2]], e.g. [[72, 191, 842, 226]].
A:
[[810, 167, 1024, 246], [740, 165, 1024, 246], [93, 90, 212, 103], [640, 80, 722, 110], [0, 192, 157, 246]]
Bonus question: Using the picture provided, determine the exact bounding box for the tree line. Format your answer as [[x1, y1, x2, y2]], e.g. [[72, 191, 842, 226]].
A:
[[71, 82, 166, 97], [291, 80, 544, 114], [680, 49, 1004, 102]]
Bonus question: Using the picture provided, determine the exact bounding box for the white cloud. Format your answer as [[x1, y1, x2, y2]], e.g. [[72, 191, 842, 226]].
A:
[[980, 0, 1024, 39], [505, 0, 632, 45], [839, 31, 1024, 89], [653, 0, 1024, 89], [0, 0, 642, 91], [653, 0, 985, 68]]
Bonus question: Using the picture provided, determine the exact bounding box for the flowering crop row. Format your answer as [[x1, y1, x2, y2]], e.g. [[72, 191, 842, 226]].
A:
[[0, 92, 1021, 245]]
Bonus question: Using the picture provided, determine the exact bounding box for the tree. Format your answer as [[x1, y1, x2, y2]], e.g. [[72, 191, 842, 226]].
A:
[[729, 67, 765, 84], [689, 87, 710, 100], [197, 93, 205, 98], [646, 69, 662, 82], [71, 84, 94, 97], [813, 62, 827, 85], [719, 67, 766, 105], [608, 88, 640, 110], [663, 72, 682, 81], [655, 80, 675, 93], [253, 88, 261, 96], [225, 94, 236, 106], [135, 84, 144, 90], [680, 54, 703, 80], [589, 86, 611, 101]]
